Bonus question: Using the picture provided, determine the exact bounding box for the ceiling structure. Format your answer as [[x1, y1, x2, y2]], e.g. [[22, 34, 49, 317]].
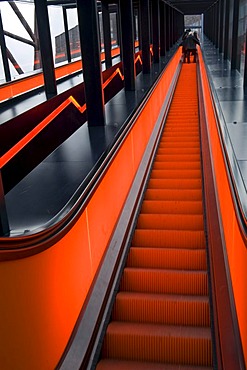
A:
[[22, 0, 217, 15], [166, 0, 216, 14]]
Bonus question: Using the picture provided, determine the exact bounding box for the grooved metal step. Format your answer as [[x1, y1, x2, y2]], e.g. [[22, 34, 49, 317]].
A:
[[101, 322, 212, 366], [112, 292, 210, 326]]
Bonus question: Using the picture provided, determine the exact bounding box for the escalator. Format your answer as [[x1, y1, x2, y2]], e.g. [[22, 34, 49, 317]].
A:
[[96, 63, 213, 369]]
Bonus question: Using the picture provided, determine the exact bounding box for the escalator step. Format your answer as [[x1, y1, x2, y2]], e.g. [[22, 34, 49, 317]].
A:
[[154, 154, 200, 162], [120, 268, 208, 295], [127, 247, 207, 270], [141, 200, 203, 214], [112, 292, 210, 326], [147, 178, 202, 190], [132, 229, 205, 249], [136, 213, 204, 230], [144, 188, 202, 201], [157, 147, 200, 155], [97, 359, 213, 370], [150, 169, 201, 179], [152, 161, 201, 170], [101, 322, 212, 366]]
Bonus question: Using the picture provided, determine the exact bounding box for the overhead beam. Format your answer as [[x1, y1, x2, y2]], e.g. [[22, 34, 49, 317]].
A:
[[77, 0, 105, 126], [34, 0, 57, 99]]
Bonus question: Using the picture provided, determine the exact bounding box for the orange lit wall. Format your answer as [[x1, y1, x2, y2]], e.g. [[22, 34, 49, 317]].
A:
[[0, 50, 182, 370], [198, 48, 247, 366]]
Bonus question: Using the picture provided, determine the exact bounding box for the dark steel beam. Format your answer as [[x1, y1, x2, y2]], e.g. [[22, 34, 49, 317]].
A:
[[6, 48, 24, 74], [223, 0, 230, 59], [8, 1, 36, 43], [152, 0, 160, 63], [160, 1, 166, 56], [140, 0, 151, 73], [4, 30, 36, 47], [102, 0, 112, 69], [34, 0, 57, 99], [166, 5, 171, 51], [62, 7, 71, 63], [0, 10, 11, 82], [231, 0, 240, 70], [219, 0, 224, 53], [119, 0, 136, 90], [77, 0, 105, 125], [0, 171, 9, 237]]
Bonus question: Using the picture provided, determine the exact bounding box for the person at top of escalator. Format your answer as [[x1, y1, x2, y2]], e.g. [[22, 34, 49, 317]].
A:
[[181, 29, 191, 61], [182, 31, 200, 63]]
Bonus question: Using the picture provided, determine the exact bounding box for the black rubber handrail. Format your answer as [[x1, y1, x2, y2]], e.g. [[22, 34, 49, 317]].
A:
[[197, 52, 246, 370], [200, 47, 247, 246]]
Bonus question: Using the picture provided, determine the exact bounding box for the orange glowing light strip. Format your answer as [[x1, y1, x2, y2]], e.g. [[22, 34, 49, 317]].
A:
[[102, 67, 124, 89], [134, 54, 143, 65], [0, 97, 78, 168], [69, 96, 87, 114]]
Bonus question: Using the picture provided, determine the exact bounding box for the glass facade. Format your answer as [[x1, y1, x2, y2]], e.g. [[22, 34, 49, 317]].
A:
[[0, 1, 36, 80]]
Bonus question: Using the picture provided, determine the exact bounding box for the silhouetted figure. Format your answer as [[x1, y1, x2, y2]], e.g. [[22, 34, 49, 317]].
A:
[[182, 32, 200, 63], [181, 29, 191, 61]]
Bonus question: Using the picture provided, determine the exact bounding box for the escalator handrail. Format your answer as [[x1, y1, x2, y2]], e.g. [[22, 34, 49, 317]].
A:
[[199, 47, 247, 246], [197, 50, 246, 370]]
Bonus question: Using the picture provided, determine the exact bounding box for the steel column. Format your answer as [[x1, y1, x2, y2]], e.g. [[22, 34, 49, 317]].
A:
[[138, 2, 142, 50], [160, 1, 166, 56], [63, 7, 71, 63], [215, 1, 219, 48], [77, 0, 105, 126], [0, 10, 11, 82], [0, 171, 9, 236], [140, 0, 151, 73], [152, 0, 160, 62], [166, 5, 170, 51], [231, 0, 240, 70], [119, 0, 136, 90], [34, 0, 57, 99], [224, 0, 230, 59], [219, 0, 225, 53], [170, 7, 174, 46], [102, 0, 112, 69]]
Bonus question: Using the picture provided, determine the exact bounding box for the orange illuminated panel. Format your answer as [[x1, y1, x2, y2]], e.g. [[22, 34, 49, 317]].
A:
[[198, 47, 247, 366]]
